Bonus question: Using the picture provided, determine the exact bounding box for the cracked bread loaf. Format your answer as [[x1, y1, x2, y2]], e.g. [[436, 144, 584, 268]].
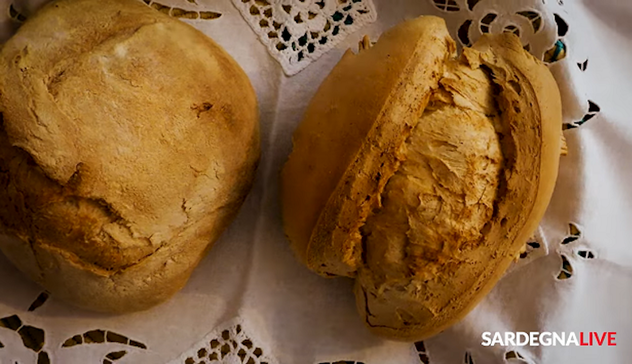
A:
[[0, 0, 259, 312], [282, 16, 562, 340]]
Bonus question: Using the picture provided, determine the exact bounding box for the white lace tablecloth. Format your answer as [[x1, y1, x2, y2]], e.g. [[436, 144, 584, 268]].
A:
[[1, 0, 631, 363]]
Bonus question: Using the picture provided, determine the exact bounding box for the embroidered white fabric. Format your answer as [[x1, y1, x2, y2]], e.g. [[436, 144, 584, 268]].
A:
[[231, 0, 377, 76], [0, 0, 630, 363]]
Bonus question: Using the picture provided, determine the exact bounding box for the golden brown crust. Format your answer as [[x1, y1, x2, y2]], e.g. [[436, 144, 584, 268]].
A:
[[281, 16, 456, 277], [355, 56, 503, 336], [282, 17, 562, 340], [355, 34, 562, 340], [0, 0, 259, 312]]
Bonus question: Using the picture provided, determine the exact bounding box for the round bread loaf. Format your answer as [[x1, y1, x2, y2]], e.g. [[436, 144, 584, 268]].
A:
[[0, 0, 259, 312], [282, 16, 562, 340]]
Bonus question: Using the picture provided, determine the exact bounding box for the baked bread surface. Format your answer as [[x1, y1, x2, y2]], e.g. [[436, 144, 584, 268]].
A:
[[0, 0, 260, 312], [282, 16, 562, 340]]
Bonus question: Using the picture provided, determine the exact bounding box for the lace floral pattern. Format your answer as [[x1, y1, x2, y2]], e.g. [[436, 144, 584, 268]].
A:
[[1, 293, 276, 364], [429, 0, 564, 62], [169, 319, 277, 364], [0, 292, 148, 364], [232, 0, 377, 75]]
